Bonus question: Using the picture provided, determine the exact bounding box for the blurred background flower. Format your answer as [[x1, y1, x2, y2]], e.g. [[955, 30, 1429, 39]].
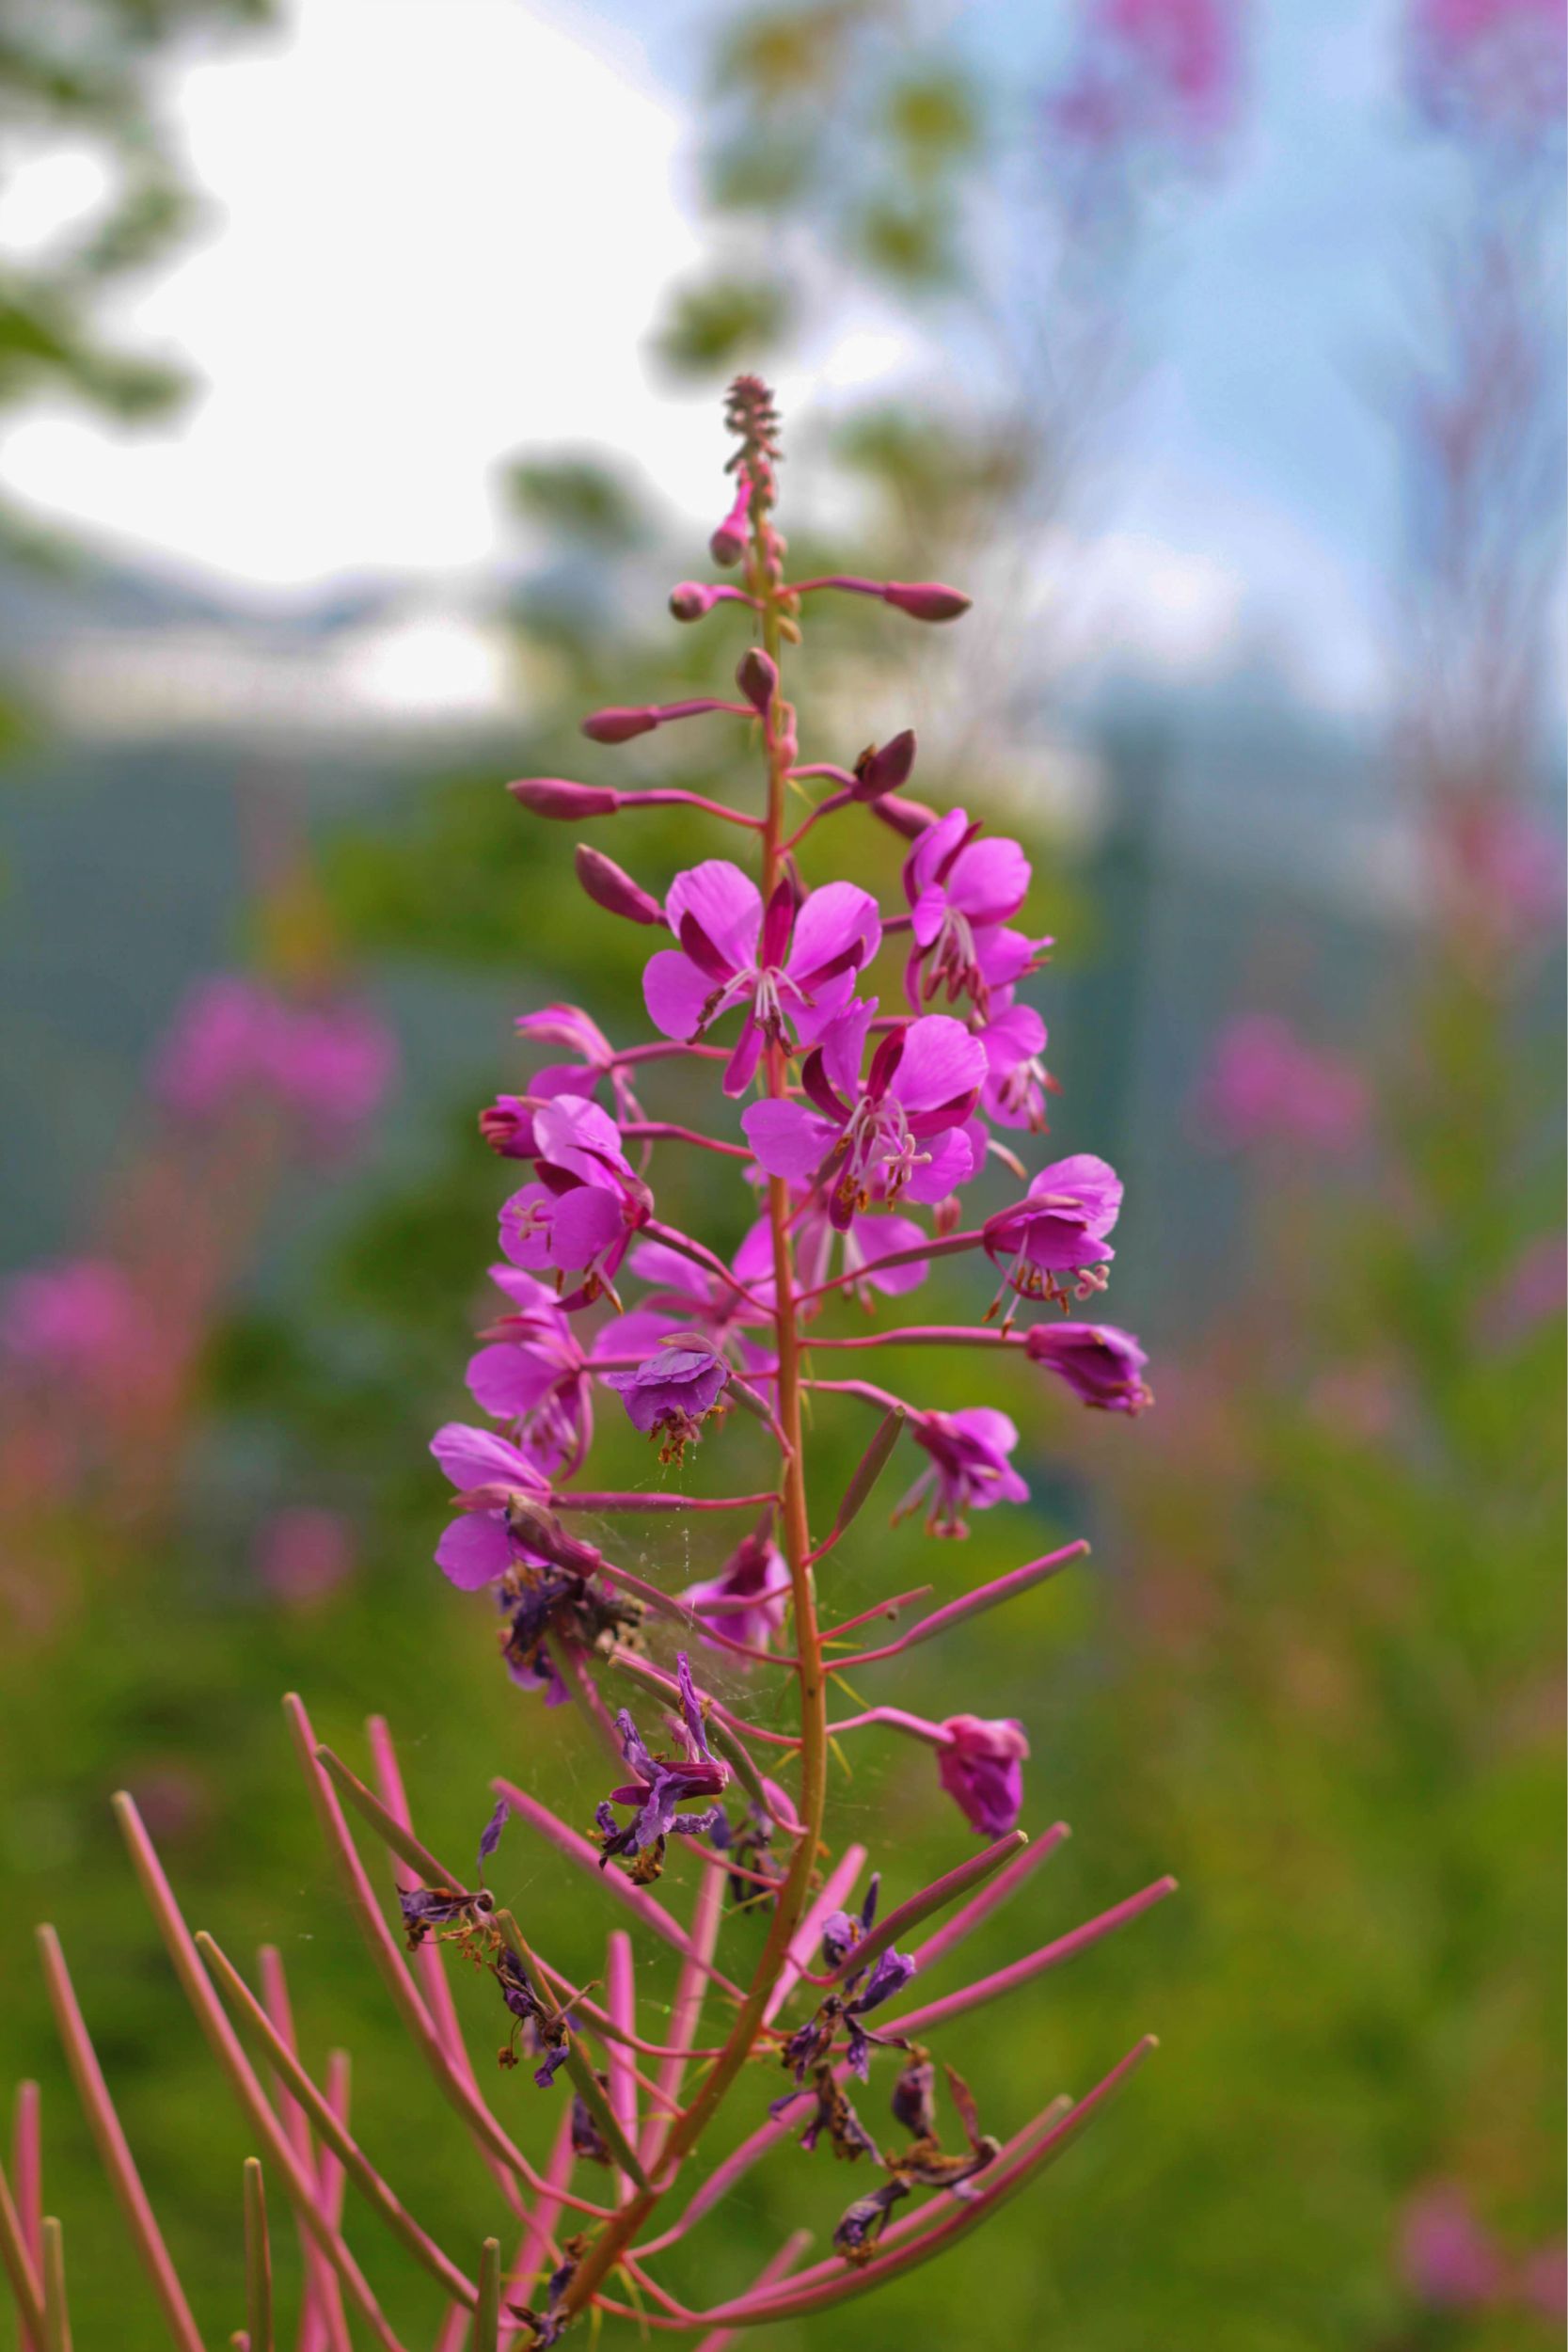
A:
[[0, 2, 1560, 2346]]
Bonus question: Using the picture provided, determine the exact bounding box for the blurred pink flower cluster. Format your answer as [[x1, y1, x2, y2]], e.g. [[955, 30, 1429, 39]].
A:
[[1196, 1012, 1368, 1157], [1401, 2182, 1567, 2323], [1050, 0, 1243, 156], [153, 973, 397, 1154], [1405, 0, 1567, 149]]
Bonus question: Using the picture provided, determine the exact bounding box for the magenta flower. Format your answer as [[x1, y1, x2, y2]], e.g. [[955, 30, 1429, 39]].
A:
[[936, 1715, 1030, 1837], [604, 1340, 731, 1460], [466, 1267, 672, 1475], [152, 976, 396, 1151], [515, 1002, 643, 1124], [1, 1258, 148, 1385], [429, 1423, 552, 1590], [984, 1153, 1123, 1302], [897, 1408, 1030, 1537], [976, 1000, 1054, 1132], [626, 1229, 777, 1368], [794, 1202, 931, 1301], [743, 1007, 986, 1229], [901, 810, 1044, 1013], [1399, 2184, 1505, 2309], [1026, 1320, 1152, 1413], [682, 1525, 792, 1655], [499, 1095, 653, 1308], [642, 861, 881, 1095], [1197, 1014, 1366, 1157]]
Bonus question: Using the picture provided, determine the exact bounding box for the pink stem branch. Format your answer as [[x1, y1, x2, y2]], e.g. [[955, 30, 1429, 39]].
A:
[[910, 1821, 1071, 1975], [836, 1542, 1087, 1668], [888, 1877, 1180, 2037]]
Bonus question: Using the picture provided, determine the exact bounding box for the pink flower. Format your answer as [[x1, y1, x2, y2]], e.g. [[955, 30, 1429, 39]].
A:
[[2, 1258, 148, 1385], [255, 1508, 356, 1608], [1025, 1320, 1152, 1412], [429, 1422, 552, 1590], [976, 999, 1055, 1131], [742, 1005, 985, 1229], [984, 1153, 1123, 1302], [643, 862, 881, 1095], [793, 1203, 932, 1302], [936, 1714, 1030, 1836], [682, 1526, 792, 1656], [1198, 1014, 1367, 1156], [1399, 2184, 1505, 2309], [515, 1002, 643, 1124], [897, 1408, 1030, 1537], [152, 975, 395, 1152], [499, 1096, 653, 1309], [466, 1268, 673, 1475], [901, 809, 1042, 1014]]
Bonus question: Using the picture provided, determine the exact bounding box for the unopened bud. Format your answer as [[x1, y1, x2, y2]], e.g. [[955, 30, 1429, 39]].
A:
[[851, 729, 917, 801], [871, 791, 940, 840], [932, 1194, 963, 1238], [508, 777, 620, 818], [581, 707, 659, 743], [736, 647, 778, 715], [670, 580, 720, 621], [883, 580, 973, 623], [574, 844, 666, 927], [710, 478, 752, 566]]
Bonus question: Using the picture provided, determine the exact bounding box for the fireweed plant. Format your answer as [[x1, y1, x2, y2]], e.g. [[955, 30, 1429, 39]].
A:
[[1, 381, 1171, 2347]]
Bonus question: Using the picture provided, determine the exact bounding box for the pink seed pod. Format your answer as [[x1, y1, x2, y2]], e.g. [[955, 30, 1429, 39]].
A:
[[851, 730, 917, 800], [871, 790, 941, 839], [507, 777, 620, 818], [581, 706, 660, 743], [736, 647, 778, 715], [883, 580, 973, 622], [574, 845, 667, 927]]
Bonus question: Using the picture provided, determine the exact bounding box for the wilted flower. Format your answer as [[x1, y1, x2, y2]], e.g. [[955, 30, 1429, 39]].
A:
[[604, 1340, 731, 1461], [832, 2177, 911, 2265], [1025, 1320, 1152, 1413], [936, 1715, 1030, 1837], [594, 1656, 729, 1869]]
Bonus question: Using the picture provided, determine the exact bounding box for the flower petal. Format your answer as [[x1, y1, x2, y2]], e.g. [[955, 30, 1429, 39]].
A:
[[666, 862, 762, 971], [742, 1099, 838, 1184], [891, 1014, 989, 1117], [436, 1512, 515, 1590]]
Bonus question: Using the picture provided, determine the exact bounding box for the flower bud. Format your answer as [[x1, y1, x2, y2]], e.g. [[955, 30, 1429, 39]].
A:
[[883, 580, 972, 622], [736, 646, 778, 715], [851, 729, 917, 801], [710, 478, 752, 566], [581, 706, 660, 743], [871, 791, 940, 840], [508, 777, 619, 819], [574, 844, 666, 928], [670, 580, 720, 621]]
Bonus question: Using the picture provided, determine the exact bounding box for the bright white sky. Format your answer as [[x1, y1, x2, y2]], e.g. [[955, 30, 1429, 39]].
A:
[[0, 0, 755, 589]]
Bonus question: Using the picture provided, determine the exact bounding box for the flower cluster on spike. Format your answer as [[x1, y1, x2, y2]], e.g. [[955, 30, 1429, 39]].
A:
[[0, 380, 1171, 2352], [417, 376, 1163, 2332]]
